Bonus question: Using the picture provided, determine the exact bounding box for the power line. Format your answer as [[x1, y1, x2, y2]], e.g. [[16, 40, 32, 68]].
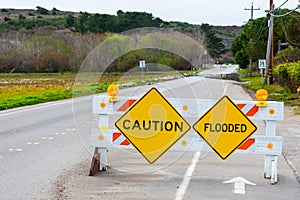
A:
[[280, 17, 300, 45], [277, 0, 289, 9], [270, 6, 299, 17], [249, 17, 268, 45]]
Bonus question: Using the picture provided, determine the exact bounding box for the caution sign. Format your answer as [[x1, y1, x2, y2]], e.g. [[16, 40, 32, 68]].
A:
[[193, 96, 257, 159], [115, 87, 190, 163]]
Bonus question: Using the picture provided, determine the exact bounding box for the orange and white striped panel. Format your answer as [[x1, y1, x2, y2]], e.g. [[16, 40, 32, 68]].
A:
[[238, 138, 255, 150], [237, 103, 258, 117], [116, 99, 136, 112], [112, 132, 131, 146]]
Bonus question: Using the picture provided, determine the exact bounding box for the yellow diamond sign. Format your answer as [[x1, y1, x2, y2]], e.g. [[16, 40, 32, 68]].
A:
[[115, 87, 191, 163], [193, 96, 257, 160]]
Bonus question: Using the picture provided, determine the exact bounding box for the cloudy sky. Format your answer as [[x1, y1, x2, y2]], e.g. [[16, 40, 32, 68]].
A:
[[1, 0, 299, 25]]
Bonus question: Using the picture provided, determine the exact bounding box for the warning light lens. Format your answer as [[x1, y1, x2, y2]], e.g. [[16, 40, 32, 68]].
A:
[[107, 83, 119, 97], [256, 89, 268, 101]]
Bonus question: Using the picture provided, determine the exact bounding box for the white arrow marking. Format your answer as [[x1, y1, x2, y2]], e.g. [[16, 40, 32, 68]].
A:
[[223, 177, 256, 194]]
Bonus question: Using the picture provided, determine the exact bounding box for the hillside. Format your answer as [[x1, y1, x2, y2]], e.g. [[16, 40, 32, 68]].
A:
[[212, 26, 242, 62], [0, 7, 79, 21], [0, 7, 242, 72]]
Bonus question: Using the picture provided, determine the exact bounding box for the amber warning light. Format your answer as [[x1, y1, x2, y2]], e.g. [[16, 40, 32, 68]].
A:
[[256, 89, 268, 107]]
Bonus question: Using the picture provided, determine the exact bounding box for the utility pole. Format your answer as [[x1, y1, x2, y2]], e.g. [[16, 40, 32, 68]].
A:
[[244, 2, 260, 19], [264, 2, 274, 85], [265, 0, 274, 85], [245, 2, 260, 77], [269, 0, 274, 84]]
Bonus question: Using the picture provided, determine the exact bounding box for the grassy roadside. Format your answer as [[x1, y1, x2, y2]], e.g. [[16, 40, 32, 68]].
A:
[[0, 70, 198, 110], [239, 69, 300, 115]]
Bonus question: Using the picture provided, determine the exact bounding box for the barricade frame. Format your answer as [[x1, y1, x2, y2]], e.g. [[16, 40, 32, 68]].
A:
[[90, 95, 284, 184]]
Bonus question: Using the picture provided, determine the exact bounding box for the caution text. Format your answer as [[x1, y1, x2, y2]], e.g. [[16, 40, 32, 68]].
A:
[[123, 119, 184, 132]]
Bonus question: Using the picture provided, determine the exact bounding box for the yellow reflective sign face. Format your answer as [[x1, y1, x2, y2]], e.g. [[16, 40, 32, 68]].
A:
[[115, 87, 191, 163], [193, 96, 257, 160]]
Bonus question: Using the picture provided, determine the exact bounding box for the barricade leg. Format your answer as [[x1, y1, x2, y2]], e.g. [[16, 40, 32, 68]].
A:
[[89, 147, 108, 176], [264, 155, 273, 179], [271, 156, 278, 184], [264, 120, 276, 180], [99, 147, 108, 171]]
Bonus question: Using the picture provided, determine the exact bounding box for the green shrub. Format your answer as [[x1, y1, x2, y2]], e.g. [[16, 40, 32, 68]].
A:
[[273, 61, 300, 92], [274, 46, 300, 65]]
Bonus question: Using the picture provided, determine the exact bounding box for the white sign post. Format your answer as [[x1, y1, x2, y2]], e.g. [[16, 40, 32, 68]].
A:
[[139, 60, 146, 77], [258, 59, 266, 77]]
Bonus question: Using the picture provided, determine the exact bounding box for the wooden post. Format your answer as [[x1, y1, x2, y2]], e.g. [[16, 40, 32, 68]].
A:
[[89, 147, 100, 176]]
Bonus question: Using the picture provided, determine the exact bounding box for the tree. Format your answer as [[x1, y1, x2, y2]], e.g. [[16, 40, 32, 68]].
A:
[[75, 12, 91, 34], [4, 17, 11, 22], [200, 23, 225, 60], [66, 15, 76, 27], [231, 9, 300, 68], [116, 11, 162, 32], [19, 35, 74, 72], [274, 46, 300, 65], [18, 14, 26, 20], [36, 6, 49, 15]]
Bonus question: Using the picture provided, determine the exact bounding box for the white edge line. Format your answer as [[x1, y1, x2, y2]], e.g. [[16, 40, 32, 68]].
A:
[[174, 151, 201, 200], [0, 96, 91, 117]]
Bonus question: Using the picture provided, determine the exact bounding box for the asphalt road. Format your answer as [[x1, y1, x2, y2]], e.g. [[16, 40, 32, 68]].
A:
[[0, 96, 94, 199], [0, 70, 299, 199]]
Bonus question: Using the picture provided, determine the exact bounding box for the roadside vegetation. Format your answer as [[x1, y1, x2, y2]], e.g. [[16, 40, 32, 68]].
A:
[[0, 7, 225, 110], [233, 8, 300, 115], [231, 9, 300, 69], [239, 63, 300, 115], [0, 70, 198, 110], [0, 7, 229, 73]]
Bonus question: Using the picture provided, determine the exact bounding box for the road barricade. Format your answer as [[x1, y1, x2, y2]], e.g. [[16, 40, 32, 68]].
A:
[[90, 94, 283, 184]]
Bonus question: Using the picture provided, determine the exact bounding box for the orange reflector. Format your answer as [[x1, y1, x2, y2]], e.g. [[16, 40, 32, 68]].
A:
[[98, 135, 104, 141], [267, 143, 273, 149], [181, 140, 187, 146], [182, 105, 188, 111], [100, 102, 106, 108], [269, 109, 275, 115]]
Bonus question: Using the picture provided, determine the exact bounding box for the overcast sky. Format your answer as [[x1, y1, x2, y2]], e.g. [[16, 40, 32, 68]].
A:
[[1, 0, 299, 25]]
